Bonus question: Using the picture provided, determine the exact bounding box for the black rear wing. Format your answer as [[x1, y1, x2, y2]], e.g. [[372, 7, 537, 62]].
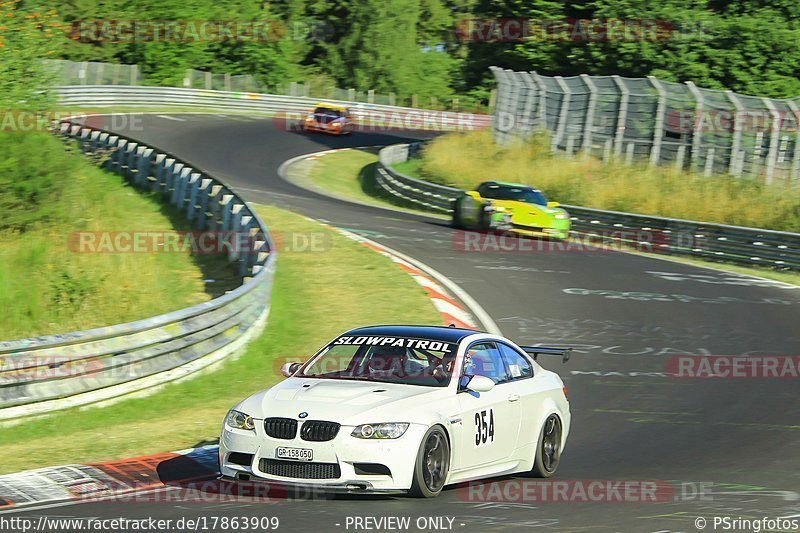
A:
[[519, 346, 572, 364]]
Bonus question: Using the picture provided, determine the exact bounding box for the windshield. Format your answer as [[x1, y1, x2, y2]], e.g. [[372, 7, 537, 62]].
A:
[[480, 184, 547, 206], [298, 336, 458, 387], [313, 107, 342, 117]]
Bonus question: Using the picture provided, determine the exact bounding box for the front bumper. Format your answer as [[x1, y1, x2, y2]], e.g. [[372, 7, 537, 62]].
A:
[[303, 121, 349, 135], [509, 226, 570, 240], [220, 422, 427, 491], [218, 475, 405, 495], [486, 210, 570, 240]]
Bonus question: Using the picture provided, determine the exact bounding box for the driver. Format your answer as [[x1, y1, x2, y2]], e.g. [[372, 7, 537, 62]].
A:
[[367, 346, 408, 376], [423, 352, 455, 382]]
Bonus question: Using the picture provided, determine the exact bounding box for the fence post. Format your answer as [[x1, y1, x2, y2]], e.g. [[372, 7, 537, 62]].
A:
[[762, 97, 781, 185], [725, 91, 744, 176], [603, 138, 613, 162], [507, 73, 524, 142], [531, 72, 547, 129], [368, 90, 374, 104], [752, 132, 764, 176], [184, 69, 192, 88], [224, 73, 231, 92], [519, 72, 538, 136], [675, 144, 686, 170], [195, 178, 212, 229], [704, 147, 715, 177], [787, 100, 800, 184], [612, 75, 628, 159], [686, 81, 705, 173], [205, 72, 212, 90], [490, 67, 513, 145], [581, 74, 597, 158], [647, 76, 666, 167], [94, 63, 104, 85], [565, 136, 575, 159], [172, 165, 189, 207], [130, 64, 139, 85], [552, 76, 571, 152]]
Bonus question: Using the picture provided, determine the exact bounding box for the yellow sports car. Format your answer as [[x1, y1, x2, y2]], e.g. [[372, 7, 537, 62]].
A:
[[452, 181, 570, 239]]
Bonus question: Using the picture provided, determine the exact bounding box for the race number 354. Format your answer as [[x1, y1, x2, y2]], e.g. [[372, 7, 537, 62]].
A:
[[474, 409, 495, 446]]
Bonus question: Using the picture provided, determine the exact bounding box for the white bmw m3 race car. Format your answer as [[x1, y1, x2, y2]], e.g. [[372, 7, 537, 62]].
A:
[[219, 325, 571, 497]]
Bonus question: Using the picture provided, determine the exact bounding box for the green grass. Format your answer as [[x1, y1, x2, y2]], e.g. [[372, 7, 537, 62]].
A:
[[0, 206, 442, 474], [409, 130, 800, 233], [0, 133, 237, 340], [299, 149, 446, 218]]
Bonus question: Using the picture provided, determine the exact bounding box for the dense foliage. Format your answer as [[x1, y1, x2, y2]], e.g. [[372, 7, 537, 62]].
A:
[[11, 1, 800, 105]]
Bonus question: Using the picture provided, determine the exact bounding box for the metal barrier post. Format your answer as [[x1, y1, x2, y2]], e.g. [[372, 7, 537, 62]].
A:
[[612, 75, 628, 159], [648, 76, 666, 167]]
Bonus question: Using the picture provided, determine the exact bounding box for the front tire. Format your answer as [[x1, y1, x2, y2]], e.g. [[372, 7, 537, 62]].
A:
[[409, 425, 450, 498], [532, 414, 562, 478]]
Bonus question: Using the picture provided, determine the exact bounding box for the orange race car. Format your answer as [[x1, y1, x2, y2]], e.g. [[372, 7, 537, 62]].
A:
[[302, 103, 353, 135]]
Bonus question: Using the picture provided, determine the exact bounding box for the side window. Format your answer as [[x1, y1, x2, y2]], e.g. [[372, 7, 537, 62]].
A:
[[461, 342, 510, 387], [498, 343, 533, 380]]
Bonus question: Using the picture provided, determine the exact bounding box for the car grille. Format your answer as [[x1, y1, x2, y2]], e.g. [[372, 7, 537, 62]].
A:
[[259, 459, 341, 480], [300, 420, 340, 442], [264, 418, 298, 439]]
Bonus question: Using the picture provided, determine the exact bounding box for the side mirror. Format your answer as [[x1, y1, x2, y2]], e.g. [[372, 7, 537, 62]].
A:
[[547, 201, 560, 208], [466, 375, 495, 393], [280, 362, 302, 378]]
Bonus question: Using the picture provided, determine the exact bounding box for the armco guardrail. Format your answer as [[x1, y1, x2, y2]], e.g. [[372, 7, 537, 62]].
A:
[[376, 143, 800, 270], [0, 119, 276, 420], [56, 86, 491, 130]]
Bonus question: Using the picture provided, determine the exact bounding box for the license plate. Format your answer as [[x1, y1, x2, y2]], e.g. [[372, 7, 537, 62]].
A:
[[276, 447, 313, 461]]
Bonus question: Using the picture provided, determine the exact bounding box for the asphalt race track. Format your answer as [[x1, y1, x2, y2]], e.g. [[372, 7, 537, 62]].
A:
[[12, 114, 800, 532]]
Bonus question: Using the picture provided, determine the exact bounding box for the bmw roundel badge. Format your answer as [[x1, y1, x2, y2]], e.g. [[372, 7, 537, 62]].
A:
[[298, 412, 308, 418]]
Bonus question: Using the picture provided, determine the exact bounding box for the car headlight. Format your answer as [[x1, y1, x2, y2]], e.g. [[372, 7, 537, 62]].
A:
[[226, 409, 255, 431], [351, 422, 409, 439], [554, 212, 568, 220]]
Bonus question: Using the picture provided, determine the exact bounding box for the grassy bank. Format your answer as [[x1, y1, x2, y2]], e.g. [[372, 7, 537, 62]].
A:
[[298, 149, 445, 218], [0, 206, 442, 473], [0, 133, 237, 340], [395, 131, 800, 233]]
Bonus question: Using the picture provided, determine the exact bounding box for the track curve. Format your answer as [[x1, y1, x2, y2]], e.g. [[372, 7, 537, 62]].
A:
[[17, 114, 799, 531]]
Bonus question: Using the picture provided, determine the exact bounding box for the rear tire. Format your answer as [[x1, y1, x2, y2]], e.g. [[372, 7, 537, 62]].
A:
[[532, 414, 562, 478], [409, 425, 450, 498]]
